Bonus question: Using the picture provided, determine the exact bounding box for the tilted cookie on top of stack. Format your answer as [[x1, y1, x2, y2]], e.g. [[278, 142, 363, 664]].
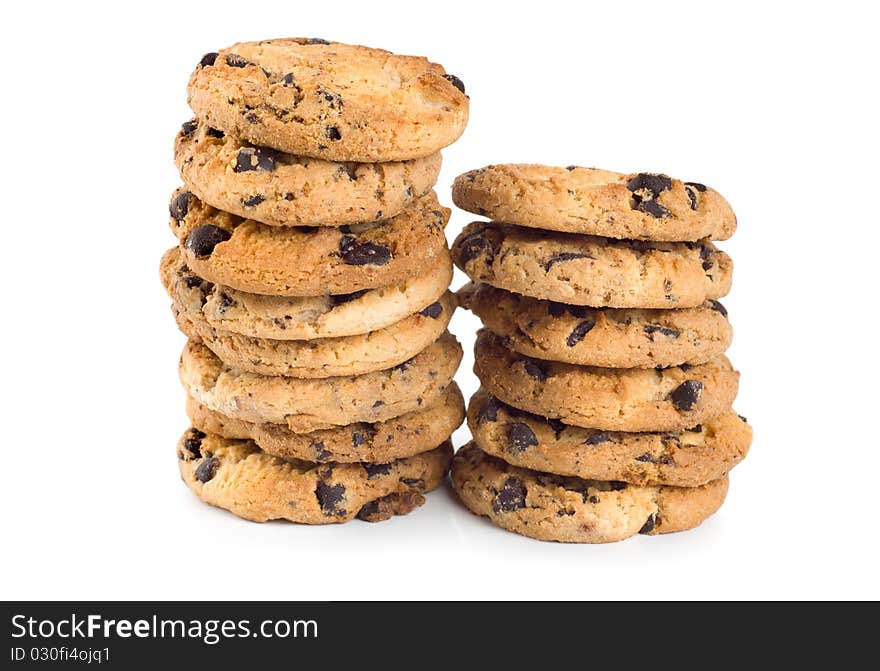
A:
[[449, 164, 751, 543], [160, 38, 469, 524]]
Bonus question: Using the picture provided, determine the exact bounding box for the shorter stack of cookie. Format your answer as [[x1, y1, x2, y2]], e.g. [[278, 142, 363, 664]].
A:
[[161, 38, 470, 524], [449, 164, 751, 543]]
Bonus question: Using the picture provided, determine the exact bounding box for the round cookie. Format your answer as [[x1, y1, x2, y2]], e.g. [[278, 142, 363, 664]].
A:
[[459, 283, 732, 368], [178, 428, 453, 523], [452, 221, 732, 308], [173, 290, 455, 377], [169, 188, 449, 296], [186, 382, 465, 463], [452, 165, 736, 241], [467, 389, 751, 487], [473, 329, 739, 432], [187, 38, 469, 161], [160, 247, 452, 340], [180, 332, 462, 432], [175, 118, 442, 227], [451, 443, 729, 543]]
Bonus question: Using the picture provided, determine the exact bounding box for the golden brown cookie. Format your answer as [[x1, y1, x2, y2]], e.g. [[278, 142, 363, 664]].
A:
[[173, 289, 455, 377], [187, 38, 468, 161], [473, 330, 739, 432], [175, 118, 442, 227], [160, 246, 452, 340], [451, 443, 728, 543], [452, 221, 732, 308], [179, 333, 462, 432], [178, 428, 452, 523], [169, 189, 449, 296], [459, 283, 732, 368], [452, 165, 736, 241], [467, 389, 750, 486], [186, 382, 465, 463]]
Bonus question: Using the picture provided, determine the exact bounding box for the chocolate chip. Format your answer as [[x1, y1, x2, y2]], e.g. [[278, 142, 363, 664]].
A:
[[457, 232, 496, 266], [418, 302, 443, 318], [507, 422, 539, 454], [626, 173, 673, 196], [702, 260, 714, 271], [311, 441, 331, 461], [363, 463, 392, 479], [670, 380, 703, 411], [685, 181, 707, 192], [199, 52, 218, 67], [352, 432, 366, 447], [182, 429, 206, 458], [644, 325, 681, 338], [315, 482, 346, 516], [542, 251, 592, 272], [326, 126, 342, 141], [181, 120, 198, 137], [548, 302, 591, 319], [225, 53, 251, 68], [584, 432, 610, 446], [700, 245, 713, 260], [169, 191, 191, 221], [243, 111, 258, 123], [330, 289, 369, 305], [372, 400, 384, 408], [707, 300, 728, 316], [492, 477, 527, 513], [185, 225, 231, 258], [635, 198, 672, 218], [547, 419, 567, 439], [565, 165, 580, 171], [242, 194, 265, 207], [476, 396, 501, 425], [442, 73, 466, 94], [337, 164, 358, 181], [738, 414, 748, 423], [566, 318, 596, 347], [317, 89, 343, 108], [523, 359, 548, 382], [400, 477, 425, 489], [306, 38, 331, 44], [216, 293, 235, 312], [639, 514, 657, 534], [634, 453, 654, 463], [339, 236, 391, 266], [280, 73, 299, 87], [234, 147, 276, 173], [182, 274, 203, 289], [679, 363, 692, 372], [194, 456, 219, 483], [684, 185, 699, 210], [206, 127, 225, 139]]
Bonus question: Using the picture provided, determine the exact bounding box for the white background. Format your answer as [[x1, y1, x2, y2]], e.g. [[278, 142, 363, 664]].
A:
[[1, 0, 878, 601]]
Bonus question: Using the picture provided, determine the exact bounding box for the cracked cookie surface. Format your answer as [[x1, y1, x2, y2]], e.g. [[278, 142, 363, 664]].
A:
[[175, 118, 442, 227], [160, 247, 452, 340], [467, 389, 750, 486], [187, 38, 468, 161], [473, 330, 739, 432], [186, 382, 464, 463], [170, 189, 449, 296], [453, 165, 736, 241], [452, 221, 732, 308], [178, 428, 452, 523], [451, 443, 728, 543], [179, 332, 462, 432], [459, 283, 732, 368]]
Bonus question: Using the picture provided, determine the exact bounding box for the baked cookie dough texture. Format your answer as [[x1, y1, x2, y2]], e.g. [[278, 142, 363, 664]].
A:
[[450, 164, 750, 543], [162, 37, 469, 524]]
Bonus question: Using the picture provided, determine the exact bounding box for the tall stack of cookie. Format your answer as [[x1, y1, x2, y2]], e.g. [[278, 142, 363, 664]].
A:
[[449, 165, 751, 543], [160, 38, 469, 524]]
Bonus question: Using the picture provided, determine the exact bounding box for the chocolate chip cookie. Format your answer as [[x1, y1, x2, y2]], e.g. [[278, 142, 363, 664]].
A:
[[452, 221, 732, 308], [178, 428, 453, 523], [451, 443, 728, 543], [169, 189, 449, 296], [187, 38, 468, 161], [160, 247, 452, 340], [173, 289, 455, 377], [179, 332, 462, 432], [459, 283, 732, 368], [175, 118, 442, 227], [473, 330, 739, 432], [467, 389, 750, 487], [453, 165, 736, 241], [186, 382, 464, 463]]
